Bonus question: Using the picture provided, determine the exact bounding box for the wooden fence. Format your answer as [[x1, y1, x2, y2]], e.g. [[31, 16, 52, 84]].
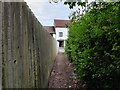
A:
[[0, 1, 58, 88]]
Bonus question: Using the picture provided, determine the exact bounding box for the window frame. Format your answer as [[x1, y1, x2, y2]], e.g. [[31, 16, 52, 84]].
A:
[[59, 32, 63, 37]]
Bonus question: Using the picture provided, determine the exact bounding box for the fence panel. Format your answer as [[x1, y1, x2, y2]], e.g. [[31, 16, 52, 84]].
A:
[[0, 2, 58, 88]]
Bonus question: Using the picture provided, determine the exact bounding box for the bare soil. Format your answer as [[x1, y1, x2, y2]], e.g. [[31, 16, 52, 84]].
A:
[[48, 52, 83, 89]]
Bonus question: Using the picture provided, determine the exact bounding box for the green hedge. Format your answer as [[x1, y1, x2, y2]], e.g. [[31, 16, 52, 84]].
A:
[[65, 2, 120, 88]]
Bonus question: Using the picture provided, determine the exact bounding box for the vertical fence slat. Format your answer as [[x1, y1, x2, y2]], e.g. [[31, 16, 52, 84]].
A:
[[0, 1, 2, 90]]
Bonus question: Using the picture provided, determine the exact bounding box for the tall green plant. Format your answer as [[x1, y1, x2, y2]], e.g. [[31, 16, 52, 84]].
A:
[[65, 2, 120, 88]]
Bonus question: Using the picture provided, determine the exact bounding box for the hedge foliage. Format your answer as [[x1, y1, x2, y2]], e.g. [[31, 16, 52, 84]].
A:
[[65, 2, 120, 88]]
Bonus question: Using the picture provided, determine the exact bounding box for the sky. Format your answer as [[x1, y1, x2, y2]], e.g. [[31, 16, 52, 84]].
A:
[[24, 0, 73, 26]]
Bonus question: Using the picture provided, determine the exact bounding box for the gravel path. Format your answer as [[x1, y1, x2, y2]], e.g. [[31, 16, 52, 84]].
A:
[[48, 52, 80, 88]]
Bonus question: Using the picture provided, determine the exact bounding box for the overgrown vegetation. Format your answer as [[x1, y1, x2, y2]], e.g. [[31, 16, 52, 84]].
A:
[[65, 2, 120, 88]]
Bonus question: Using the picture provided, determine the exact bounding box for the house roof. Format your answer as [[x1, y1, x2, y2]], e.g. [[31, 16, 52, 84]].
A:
[[54, 19, 71, 27], [44, 26, 55, 34]]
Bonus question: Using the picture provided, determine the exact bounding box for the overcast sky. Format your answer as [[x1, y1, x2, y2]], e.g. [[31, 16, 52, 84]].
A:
[[24, 0, 73, 26]]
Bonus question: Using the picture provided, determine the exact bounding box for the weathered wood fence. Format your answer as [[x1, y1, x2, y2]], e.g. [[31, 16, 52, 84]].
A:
[[0, 1, 58, 88]]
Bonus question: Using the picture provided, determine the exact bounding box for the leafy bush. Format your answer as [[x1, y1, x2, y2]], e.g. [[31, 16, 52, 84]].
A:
[[65, 2, 120, 88]]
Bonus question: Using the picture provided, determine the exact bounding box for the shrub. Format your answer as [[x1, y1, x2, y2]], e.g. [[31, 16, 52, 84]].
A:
[[65, 2, 120, 88]]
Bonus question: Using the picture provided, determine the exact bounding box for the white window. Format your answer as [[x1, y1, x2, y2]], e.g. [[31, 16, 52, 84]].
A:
[[59, 32, 63, 37]]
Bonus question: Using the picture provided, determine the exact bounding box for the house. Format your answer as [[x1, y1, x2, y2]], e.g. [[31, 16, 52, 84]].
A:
[[44, 19, 70, 48], [44, 26, 56, 38], [54, 19, 70, 48]]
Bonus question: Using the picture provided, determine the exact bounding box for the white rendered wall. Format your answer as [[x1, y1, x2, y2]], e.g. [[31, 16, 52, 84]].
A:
[[55, 28, 68, 41], [53, 34, 56, 39]]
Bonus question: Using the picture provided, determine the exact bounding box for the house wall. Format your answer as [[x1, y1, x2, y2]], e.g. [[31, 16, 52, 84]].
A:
[[55, 27, 68, 41], [53, 34, 56, 39], [0, 2, 58, 88]]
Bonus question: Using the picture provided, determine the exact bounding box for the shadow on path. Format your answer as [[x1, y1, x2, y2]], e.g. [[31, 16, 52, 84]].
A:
[[48, 52, 79, 88]]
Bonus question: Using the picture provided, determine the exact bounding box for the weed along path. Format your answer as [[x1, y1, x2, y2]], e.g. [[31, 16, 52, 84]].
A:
[[48, 52, 79, 88]]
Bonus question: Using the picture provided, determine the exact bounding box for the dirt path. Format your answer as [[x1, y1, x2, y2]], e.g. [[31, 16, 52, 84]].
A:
[[48, 52, 79, 88]]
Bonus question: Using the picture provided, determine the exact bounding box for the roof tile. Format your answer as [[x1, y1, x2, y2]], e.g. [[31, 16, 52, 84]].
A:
[[54, 19, 71, 27]]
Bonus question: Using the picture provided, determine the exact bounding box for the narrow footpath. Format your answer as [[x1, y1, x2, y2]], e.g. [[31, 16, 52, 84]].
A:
[[48, 50, 80, 88]]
